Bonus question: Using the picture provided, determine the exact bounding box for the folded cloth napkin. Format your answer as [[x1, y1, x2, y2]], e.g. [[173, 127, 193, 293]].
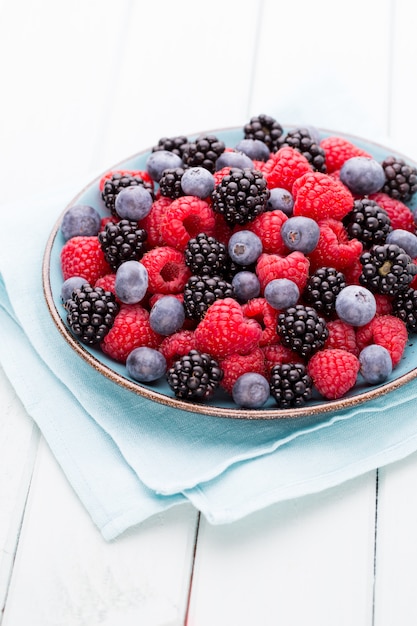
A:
[[2, 184, 417, 540]]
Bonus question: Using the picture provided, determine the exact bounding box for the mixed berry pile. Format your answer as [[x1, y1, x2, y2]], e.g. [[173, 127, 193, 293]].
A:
[[58, 114, 417, 410]]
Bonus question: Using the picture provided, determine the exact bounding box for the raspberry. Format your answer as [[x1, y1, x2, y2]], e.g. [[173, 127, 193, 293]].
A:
[[262, 147, 312, 191], [138, 196, 172, 248], [159, 196, 216, 249], [243, 209, 288, 254], [158, 330, 197, 368], [308, 348, 360, 399], [307, 219, 363, 272], [219, 347, 266, 394], [355, 314, 408, 367], [262, 344, 304, 374], [141, 246, 191, 294], [293, 172, 354, 222], [61, 236, 111, 284], [194, 297, 263, 359], [241, 298, 280, 346], [98, 169, 154, 193], [256, 251, 310, 292], [369, 192, 416, 233], [324, 319, 359, 355], [320, 136, 371, 173], [374, 293, 393, 316], [101, 303, 162, 363], [94, 273, 119, 301]]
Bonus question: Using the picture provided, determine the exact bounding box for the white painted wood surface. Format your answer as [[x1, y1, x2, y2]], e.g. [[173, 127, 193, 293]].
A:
[[2, 0, 417, 624]]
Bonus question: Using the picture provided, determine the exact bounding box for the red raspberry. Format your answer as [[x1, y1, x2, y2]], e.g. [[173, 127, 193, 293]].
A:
[[307, 219, 363, 272], [101, 303, 162, 363], [243, 209, 288, 254], [374, 294, 393, 316], [194, 297, 262, 359], [241, 298, 280, 346], [61, 236, 111, 284], [219, 347, 266, 394], [138, 196, 172, 248], [262, 146, 312, 191], [369, 192, 416, 233], [159, 330, 197, 368], [256, 251, 310, 292], [160, 196, 216, 249], [141, 246, 191, 295], [356, 314, 407, 367], [324, 319, 359, 355], [343, 257, 363, 285], [262, 344, 304, 374], [212, 212, 233, 245], [320, 136, 372, 173], [98, 169, 154, 192], [94, 273, 119, 301], [293, 171, 354, 222], [307, 348, 360, 399], [213, 166, 232, 186]]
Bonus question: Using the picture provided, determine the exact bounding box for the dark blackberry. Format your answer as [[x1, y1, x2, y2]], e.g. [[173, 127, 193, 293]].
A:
[[158, 167, 185, 199], [211, 167, 270, 226], [185, 233, 228, 277], [381, 155, 417, 202], [243, 113, 284, 153], [98, 219, 147, 270], [303, 267, 346, 316], [393, 287, 417, 332], [270, 362, 313, 408], [278, 127, 327, 172], [277, 304, 329, 359], [343, 198, 392, 248], [181, 134, 226, 173], [64, 284, 119, 346], [183, 274, 234, 321], [102, 172, 154, 217], [359, 243, 417, 296], [166, 349, 223, 401], [151, 135, 188, 159]]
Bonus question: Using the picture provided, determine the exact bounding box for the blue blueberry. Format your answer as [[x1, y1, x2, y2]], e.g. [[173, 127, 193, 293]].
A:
[[335, 285, 376, 326], [60, 276, 89, 302], [359, 344, 392, 384], [146, 150, 183, 182], [232, 271, 261, 302], [281, 216, 320, 254], [232, 372, 270, 408], [340, 156, 386, 195], [60, 204, 102, 240], [386, 229, 417, 258], [115, 260, 148, 304], [180, 166, 215, 198], [228, 230, 263, 265], [266, 187, 294, 215], [215, 150, 254, 171], [234, 138, 270, 162], [126, 346, 167, 382], [149, 296, 185, 335], [264, 278, 300, 310], [114, 185, 153, 220]]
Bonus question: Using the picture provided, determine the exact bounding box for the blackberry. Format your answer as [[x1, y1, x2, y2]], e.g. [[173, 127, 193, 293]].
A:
[[243, 113, 284, 153], [211, 167, 270, 226], [392, 287, 417, 332], [343, 198, 392, 248], [270, 362, 313, 409], [303, 267, 346, 316], [64, 284, 119, 346], [183, 274, 234, 321], [181, 134, 226, 173], [381, 155, 417, 202], [98, 219, 147, 270], [277, 304, 329, 359], [151, 135, 188, 159], [102, 172, 154, 217], [158, 167, 185, 199], [166, 349, 223, 401], [359, 243, 417, 296], [185, 233, 228, 277], [278, 127, 327, 172]]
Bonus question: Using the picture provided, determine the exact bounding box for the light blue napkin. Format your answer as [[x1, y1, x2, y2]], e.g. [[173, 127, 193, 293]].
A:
[[2, 186, 417, 540]]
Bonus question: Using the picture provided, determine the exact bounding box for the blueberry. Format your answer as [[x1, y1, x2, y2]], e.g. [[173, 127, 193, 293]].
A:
[[264, 278, 300, 310], [215, 150, 254, 171], [114, 185, 153, 220], [266, 187, 294, 215], [180, 166, 215, 198], [359, 344, 392, 384], [335, 285, 376, 326], [340, 156, 386, 196], [234, 138, 270, 162], [232, 372, 270, 409], [60, 204, 102, 240], [60, 276, 88, 302], [149, 296, 185, 335], [386, 229, 417, 258], [228, 230, 263, 265], [281, 216, 320, 254], [146, 150, 183, 182], [126, 346, 167, 382], [115, 260, 148, 304], [232, 271, 261, 302]]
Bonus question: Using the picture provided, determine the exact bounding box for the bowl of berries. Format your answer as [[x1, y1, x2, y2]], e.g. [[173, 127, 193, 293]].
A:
[[42, 115, 417, 419]]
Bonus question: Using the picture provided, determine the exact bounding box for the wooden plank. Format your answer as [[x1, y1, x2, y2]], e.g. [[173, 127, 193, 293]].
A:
[[187, 472, 377, 626]]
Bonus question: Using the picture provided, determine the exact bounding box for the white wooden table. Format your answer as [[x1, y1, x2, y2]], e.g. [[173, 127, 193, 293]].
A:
[[2, 1, 417, 624]]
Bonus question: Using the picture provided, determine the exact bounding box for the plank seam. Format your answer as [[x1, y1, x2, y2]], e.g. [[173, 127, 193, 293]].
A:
[[183, 512, 201, 626]]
